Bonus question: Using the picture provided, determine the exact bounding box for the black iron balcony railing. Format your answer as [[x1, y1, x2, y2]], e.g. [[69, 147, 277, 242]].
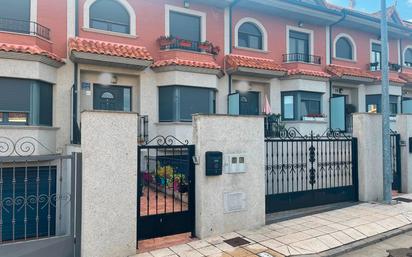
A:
[[370, 62, 402, 72], [158, 36, 220, 55], [0, 17, 51, 40], [283, 53, 322, 65]]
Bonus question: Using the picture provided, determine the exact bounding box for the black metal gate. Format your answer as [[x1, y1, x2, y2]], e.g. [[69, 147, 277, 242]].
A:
[[137, 136, 195, 241], [265, 129, 358, 213], [391, 133, 402, 192]]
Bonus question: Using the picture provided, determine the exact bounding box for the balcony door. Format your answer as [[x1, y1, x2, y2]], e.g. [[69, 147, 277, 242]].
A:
[[0, 0, 31, 34], [170, 11, 201, 42], [289, 30, 309, 62]]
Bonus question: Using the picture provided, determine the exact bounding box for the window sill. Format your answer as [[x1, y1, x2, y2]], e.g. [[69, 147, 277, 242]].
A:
[[82, 27, 137, 39], [332, 57, 357, 63], [0, 125, 59, 130], [234, 46, 269, 53], [283, 60, 321, 66], [284, 120, 328, 124], [156, 122, 192, 125]]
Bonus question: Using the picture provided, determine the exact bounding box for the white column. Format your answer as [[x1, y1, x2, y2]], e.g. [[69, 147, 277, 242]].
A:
[[81, 111, 137, 257], [192, 115, 265, 239], [352, 113, 384, 202]]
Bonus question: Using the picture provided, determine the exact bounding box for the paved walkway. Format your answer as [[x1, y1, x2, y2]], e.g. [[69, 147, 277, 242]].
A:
[[133, 194, 412, 257], [339, 230, 412, 257]]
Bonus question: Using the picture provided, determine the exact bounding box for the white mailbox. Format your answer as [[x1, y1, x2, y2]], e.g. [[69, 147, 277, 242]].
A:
[[224, 154, 247, 174]]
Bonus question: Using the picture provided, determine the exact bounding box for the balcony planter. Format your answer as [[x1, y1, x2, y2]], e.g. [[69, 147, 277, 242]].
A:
[[179, 40, 192, 48], [198, 41, 212, 51], [210, 45, 220, 56], [157, 36, 176, 47], [389, 63, 401, 72]]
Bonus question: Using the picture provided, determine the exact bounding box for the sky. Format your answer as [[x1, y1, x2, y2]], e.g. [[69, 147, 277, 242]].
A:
[[326, 0, 412, 21]]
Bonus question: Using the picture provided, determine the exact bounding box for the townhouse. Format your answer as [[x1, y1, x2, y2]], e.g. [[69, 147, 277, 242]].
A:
[[0, 0, 412, 153]]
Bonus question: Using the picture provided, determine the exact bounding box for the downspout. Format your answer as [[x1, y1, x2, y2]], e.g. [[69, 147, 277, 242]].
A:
[[72, 0, 80, 144], [328, 12, 346, 129], [228, 0, 240, 106]]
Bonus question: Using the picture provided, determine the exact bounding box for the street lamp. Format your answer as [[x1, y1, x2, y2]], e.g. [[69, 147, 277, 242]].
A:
[[380, 0, 392, 204]]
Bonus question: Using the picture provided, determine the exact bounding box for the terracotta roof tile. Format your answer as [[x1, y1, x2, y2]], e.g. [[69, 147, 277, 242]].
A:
[[69, 37, 153, 61], [400, 72, 412, 83], [380, 73, 407, 84], [152, 58, 221, 70], [0, 43, 64, 62], [326, 64, 377, 80], [225, 54, 286, 72], [287, 68, 331, 78]]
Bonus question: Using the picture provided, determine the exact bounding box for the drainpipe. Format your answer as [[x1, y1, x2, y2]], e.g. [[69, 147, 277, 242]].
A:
[[72, 0, 79, 144], [228, 0, 240, 104], [328, 12, 346, 129]]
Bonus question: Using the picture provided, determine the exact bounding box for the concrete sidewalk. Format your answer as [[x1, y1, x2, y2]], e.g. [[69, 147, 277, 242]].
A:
[[133, 194, 412, 257]]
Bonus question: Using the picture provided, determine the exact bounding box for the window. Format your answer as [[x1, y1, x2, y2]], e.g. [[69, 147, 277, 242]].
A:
[[159, 86, 215, 122], [93, 85, 131, 111], [405, 48, 412, 67], [170, 11, 201, 42], [0, 0, 31, 34], [0, 78, 52, 126], [238, 22, 263, 50], [335, 37, 353, 60], [366, 95, 398, 115], [289, 31, 309, 56], [281, 91, 322, 120], [371, 43, 382, 71], [89, 0, 130, 34]]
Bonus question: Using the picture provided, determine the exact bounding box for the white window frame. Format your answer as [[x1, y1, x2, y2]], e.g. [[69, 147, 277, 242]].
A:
[[234, 17, 268, 52], [83, 0, 137, 36], [333, 33, 357, 61], [370, 39, 385, 64], [286, 25, 314, 56], [403, 45, 412, 67], [165, 4, 206, 42], [30, 0, 37, 23]]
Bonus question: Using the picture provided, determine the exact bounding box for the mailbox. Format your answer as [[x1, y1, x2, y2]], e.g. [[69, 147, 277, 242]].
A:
[[205, 151, 223, 176], [410, 138, 412, 153]]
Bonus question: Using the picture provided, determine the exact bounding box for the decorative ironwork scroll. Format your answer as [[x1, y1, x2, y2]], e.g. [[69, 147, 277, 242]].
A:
[[0, 137, 55, 157]]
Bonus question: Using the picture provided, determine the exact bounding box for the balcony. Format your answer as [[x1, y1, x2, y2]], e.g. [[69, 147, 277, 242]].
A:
[[283, 53, 321, 65], [158, 36, 220, 55], [0, 17, 50, 40], [370, 62, 402, 72]]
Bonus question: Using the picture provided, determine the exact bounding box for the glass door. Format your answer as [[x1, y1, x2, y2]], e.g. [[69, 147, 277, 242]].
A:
[[331, 95, 346, 131]]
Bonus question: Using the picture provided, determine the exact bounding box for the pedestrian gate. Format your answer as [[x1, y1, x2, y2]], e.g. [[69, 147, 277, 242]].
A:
[[265, 129, 358, 213], [391, 133, 402, 192], [137, 136, 195, 241]]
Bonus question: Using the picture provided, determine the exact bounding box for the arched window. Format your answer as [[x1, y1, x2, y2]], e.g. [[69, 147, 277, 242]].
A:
[[238, 22, 263, 50], [89, 0, 130, 34], [405, 48, 412, 67], [336, 37, 353, 60]]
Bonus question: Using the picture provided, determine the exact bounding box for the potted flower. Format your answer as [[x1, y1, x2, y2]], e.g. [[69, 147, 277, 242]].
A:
[[210, 45, 220, 55], [302, 113, 326, 121], [157, 36, 176, 47], [178, 39, 192, 48], [198, 41, 212, 51]]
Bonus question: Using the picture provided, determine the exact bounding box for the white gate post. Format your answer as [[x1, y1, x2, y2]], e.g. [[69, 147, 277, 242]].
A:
[[81, 111, 137, 257], [352, 113, 384, 202], [396, 114, 412, 193], [192, 114, 265, 239]]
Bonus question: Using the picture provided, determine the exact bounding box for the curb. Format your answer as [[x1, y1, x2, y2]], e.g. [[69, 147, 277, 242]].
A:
[[288, 224, 412, 257]]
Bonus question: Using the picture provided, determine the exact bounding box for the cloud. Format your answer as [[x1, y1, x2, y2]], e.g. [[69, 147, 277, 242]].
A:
[[408, 0, 412, 6]]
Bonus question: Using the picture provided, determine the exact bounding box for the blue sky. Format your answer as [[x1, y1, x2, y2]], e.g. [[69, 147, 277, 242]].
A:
[[326, 0, 412, 21]]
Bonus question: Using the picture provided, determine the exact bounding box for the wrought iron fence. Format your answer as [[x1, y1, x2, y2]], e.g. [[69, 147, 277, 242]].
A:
[[0, 17, 50, 40], [0, 137, 80, 252], [283, 53, 322, 64], [265, 128, 358, 213]]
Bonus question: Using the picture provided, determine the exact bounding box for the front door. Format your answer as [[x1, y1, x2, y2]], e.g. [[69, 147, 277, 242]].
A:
[[93, 84, 131, 111], [239, 91, 260, 115]]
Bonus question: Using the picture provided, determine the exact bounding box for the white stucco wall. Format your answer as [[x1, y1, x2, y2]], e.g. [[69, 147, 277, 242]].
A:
[[352, 113, 384, 202], [396, 115, 412, 193], [81, 111, 137, 257], [192, 114, 265, 239], [0, 58, 58, 84]]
